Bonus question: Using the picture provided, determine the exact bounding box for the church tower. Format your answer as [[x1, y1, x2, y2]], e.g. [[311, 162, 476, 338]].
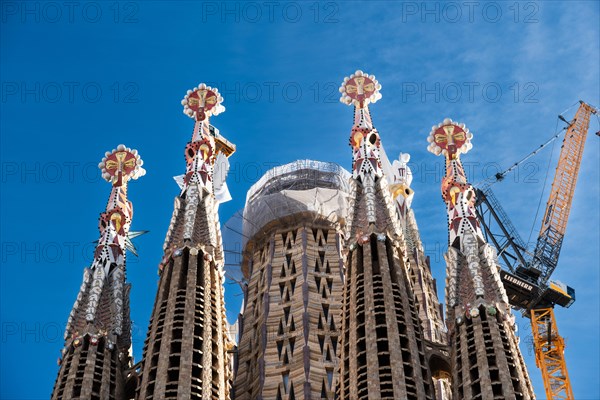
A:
[[336, 71, 435, 400], [137, 84, 235, 399], [233, 160, 350, 400], [52, 145, 145, 400], [427, 118, 534, 399]]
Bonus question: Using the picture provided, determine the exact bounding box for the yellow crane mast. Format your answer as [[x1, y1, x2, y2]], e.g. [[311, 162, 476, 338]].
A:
[[531, 308, 573, 400], [530, 101, 596, 400]]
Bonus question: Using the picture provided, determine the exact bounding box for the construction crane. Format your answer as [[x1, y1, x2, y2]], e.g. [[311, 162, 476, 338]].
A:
[[474, 101, 598, 400]]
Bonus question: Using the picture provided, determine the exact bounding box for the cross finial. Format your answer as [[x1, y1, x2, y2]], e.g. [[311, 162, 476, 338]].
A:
[[427, 118, 473, 159], [339, 70, 382, 108], [99, 145, 145, 187], [182, 83, 225, 122]]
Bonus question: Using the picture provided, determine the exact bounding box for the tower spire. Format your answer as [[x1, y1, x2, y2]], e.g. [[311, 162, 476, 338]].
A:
[[336, 71, 435, 400], [138, 83, 234, 399], [387, 152, 451, 398], [52, 145, 145, 400], [388, 152, 415, 218], [427, 119, 481, 251], [427, 119, 534, 399], [180, 83, 225, 196], [340, 70, 383, 183]]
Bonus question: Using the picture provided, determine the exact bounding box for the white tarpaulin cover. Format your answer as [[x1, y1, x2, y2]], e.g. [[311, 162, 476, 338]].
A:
[[242, 160, 352, 245]]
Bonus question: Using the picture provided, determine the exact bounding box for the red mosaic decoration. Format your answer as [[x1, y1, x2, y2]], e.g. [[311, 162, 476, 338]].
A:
[[185, 138, 214, 164], [183, 138, 215, 187]]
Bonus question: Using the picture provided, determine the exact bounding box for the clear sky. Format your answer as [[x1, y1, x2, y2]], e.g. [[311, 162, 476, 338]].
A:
[[1, 1, 599, 399]]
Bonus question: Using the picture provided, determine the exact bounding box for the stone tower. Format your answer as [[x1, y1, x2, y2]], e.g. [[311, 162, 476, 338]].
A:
[[52, 145, 146, 400], [137, 84, 235, 399], [386, 153, 452, 398], [426, 118, 534, 400], [233, 160, 350, 400], [336, 71, 435, 400]]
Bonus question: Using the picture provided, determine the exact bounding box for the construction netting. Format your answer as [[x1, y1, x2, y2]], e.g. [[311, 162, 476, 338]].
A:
[[219, 160, 351, 307], [241, 160, 352, 246]]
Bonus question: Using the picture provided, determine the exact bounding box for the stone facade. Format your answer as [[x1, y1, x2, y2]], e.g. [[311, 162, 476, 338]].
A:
[[136, 242, 231, 399], [234, 161, 349, 400], [403, 208, 452, 399], [386, 152, 451, 398], [235, 224, 344, 400], [445, 245, 534, 400], [337, 182, 435, 400]]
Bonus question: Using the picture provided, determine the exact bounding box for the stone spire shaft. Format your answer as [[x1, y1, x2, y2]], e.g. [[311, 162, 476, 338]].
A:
[[138, 84, 235, 400], [52, 145, 145, 400], [428, 119, 534, 400], [387, 153, 451, 399], [337, 71, 435, 400]]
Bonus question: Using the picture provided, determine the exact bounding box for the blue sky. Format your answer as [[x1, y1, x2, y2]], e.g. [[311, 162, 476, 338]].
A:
[[1, 1, 599, 398]]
